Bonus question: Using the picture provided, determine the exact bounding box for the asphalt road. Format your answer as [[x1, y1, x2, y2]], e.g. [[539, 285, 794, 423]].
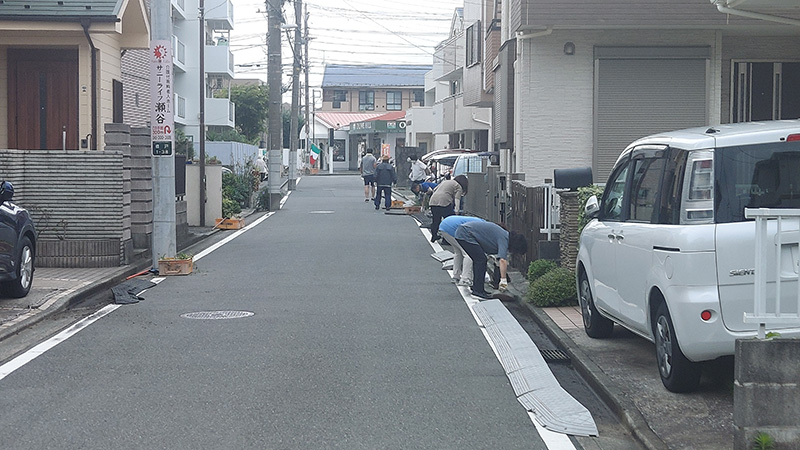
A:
[[0, 175, 644, 449]]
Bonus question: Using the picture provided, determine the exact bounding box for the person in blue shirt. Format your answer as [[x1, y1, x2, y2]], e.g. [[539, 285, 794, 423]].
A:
[[455, 221, 527, 300], [439, 215, 484, 287]]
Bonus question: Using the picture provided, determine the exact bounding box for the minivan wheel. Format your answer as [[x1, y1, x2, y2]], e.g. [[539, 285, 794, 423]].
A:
[[579, 271, 614, 338], [654, 302, 701, 393], [2, 237, 34, 298]]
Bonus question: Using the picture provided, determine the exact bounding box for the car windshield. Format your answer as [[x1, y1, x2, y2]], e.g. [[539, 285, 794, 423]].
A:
[[715, 141, 800, 223]]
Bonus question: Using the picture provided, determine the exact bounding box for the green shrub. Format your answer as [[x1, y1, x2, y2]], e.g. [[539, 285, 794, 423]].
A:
[[527, 267, 577, 307], [752, 432, 775, 450], [222, 197, 241, 219], [527, 259, 557, 282], [256, 187, 271, 211]]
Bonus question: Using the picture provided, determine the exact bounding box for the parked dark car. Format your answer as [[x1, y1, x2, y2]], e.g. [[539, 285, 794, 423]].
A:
[[0, 181, 35, 297]]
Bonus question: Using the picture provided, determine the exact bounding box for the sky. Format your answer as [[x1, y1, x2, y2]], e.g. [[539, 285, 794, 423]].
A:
[[228, 0, 467, 92]]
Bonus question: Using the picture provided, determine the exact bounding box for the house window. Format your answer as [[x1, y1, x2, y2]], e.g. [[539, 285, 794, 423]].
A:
[[450, 80, 460, 96], [113, 79, 123, 124], [733, 62, 800, 122], [466, 21, 481, 67], [359, 90, 374, 111], [386, 91, 402, 111], [333, 90, 346, 109], [413, 89, 424, 106]]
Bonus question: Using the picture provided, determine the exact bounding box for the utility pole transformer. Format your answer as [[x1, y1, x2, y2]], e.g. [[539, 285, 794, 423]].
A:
[[267, 0, 283, 207], [288, 0, 302, 190], [150, 0, 177, 267]]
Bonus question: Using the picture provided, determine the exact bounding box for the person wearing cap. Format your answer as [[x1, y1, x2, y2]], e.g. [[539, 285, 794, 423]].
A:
[[373, 154, 397, 211], [454, 221, 528, 300]]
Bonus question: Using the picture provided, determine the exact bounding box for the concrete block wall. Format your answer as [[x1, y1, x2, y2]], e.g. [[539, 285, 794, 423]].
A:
[[558, 191, 580, 273], [734, 339, 800, 449], [130, 126, 154, 251], [0, 143, 127, 267]]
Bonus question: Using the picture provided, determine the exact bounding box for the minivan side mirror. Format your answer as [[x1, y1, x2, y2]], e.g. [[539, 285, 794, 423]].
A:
[[584, 195, 599, 219]]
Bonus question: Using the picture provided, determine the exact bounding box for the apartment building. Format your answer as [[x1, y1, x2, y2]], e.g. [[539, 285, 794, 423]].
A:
[[123, 0, 236, 149], [490, 0, 800, 185], [405, 8, 492, 155]]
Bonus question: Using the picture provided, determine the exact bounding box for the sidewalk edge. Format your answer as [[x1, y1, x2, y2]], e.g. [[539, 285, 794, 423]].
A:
[[0, 259, 152, 343], [501, 265, 669, 450]]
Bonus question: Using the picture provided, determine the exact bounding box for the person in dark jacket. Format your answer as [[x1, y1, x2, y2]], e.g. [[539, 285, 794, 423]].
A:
[[373, 155, 397, 211]]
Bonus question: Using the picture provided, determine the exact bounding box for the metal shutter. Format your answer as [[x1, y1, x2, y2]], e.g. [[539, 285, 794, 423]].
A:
[[595, 57, 707, 181]]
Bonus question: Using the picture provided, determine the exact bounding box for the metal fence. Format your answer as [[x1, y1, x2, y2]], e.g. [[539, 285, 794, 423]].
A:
[[459, 164, 562, 272], [744, 208, 800, 338]]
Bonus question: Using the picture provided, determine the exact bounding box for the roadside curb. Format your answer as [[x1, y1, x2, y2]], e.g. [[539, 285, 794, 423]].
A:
[[0, 259, 152, 343], [498, 264, 669, 450], [0, 208, 259, 344]]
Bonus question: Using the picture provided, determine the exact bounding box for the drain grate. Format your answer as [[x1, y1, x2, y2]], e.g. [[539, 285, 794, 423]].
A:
[[181, 311, 254, 320], [540, 348, 570, 363]]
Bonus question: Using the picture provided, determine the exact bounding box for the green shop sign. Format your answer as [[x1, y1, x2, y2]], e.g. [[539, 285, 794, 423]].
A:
[[350, 120, 406, 134]]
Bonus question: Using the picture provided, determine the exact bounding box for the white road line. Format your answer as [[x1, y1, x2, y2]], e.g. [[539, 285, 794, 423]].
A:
[[416, 218, 578, 450], [0, 209, 279, 383], [194, 211, 275, 262], [0, 304, 120, 381]]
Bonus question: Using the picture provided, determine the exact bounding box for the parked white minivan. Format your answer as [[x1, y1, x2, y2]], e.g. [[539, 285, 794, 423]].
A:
[[577, 120, 800, 392]]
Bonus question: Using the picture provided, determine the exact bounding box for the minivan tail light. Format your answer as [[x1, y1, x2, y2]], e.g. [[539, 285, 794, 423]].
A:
[[787, 134, 800, 142]]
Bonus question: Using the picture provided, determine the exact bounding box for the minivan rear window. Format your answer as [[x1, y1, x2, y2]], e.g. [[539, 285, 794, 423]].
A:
[[715, 141, 800, 223]]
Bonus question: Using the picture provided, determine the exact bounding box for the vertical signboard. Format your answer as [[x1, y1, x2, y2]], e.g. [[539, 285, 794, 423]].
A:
[[150, 40, 174, 156]]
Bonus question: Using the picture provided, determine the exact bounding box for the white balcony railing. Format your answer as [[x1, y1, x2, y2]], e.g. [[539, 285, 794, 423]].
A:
[[205, 97, 235, 128], [171, 0, 186, 19], [205, 0, 234, 30], [744, 208, 800, 338], [172, 36, 186, 72], [204, 44, 233, 77]]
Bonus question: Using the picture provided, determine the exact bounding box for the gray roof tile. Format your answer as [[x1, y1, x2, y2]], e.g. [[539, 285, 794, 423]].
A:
[[0, 0, 122, 21], [322, 64, 430, 88]]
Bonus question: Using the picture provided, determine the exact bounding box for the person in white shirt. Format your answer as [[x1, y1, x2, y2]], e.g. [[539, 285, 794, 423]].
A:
[[408, 154, 428, 198]]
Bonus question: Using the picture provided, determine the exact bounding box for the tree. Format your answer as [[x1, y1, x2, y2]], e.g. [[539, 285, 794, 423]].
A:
[[217, 84, 269, 144]]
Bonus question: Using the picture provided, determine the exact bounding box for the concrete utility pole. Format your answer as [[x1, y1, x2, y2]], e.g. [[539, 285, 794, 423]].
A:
[[289, 0, 303, 189], [267, 0, 283, 208], [199, 0, 207, 226], [288, 0, 302, 190], [150, 0, 177, 267], [303, 3, 310, 170]]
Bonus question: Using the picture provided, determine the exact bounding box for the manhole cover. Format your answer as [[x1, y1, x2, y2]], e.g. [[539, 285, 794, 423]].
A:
[[181, 311, 254, 320]]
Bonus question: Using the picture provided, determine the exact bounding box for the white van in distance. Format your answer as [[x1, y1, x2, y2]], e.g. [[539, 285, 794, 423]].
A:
[[576, 120, 800, 392]]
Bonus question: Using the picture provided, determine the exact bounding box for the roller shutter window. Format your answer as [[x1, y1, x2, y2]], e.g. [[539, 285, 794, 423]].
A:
[[594, 48, 708, 181]]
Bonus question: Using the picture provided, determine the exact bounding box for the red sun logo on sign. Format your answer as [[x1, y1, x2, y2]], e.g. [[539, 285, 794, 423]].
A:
[[153, 45, 167, 61]]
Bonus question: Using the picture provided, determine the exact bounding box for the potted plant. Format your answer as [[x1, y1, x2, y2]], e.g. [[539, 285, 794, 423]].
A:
[[215, 198, 245, 230], [158, 252, 193, 275]]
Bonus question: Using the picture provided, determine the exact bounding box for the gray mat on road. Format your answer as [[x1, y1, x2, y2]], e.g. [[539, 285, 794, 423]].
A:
[[111, 278, 156, 305], [473, 299, 598, 437]]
